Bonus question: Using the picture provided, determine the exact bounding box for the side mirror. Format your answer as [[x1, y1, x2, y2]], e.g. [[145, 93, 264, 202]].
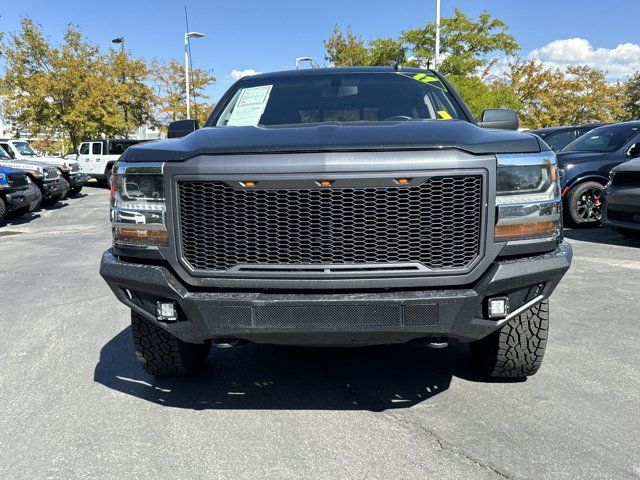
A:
[[167, 119, 200, 139], [478, 109, 519, 131], [626, 143, 640, 158]]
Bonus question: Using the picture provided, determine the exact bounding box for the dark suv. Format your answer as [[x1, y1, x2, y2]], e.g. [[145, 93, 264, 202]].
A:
[[529, 124, 604, 152], [100, 67, 572, 378]]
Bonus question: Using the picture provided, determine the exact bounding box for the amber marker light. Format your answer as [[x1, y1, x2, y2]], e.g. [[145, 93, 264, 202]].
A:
[[396, 178, 409, 184], [243, 181, 256, 187], [319, 180, 332, 187], [114, 227, 169, 246], [494, 221, 557, 240]]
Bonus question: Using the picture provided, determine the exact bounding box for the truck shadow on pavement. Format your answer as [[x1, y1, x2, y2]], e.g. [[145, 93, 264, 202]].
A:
[[94, 327, 521, 411], [563, 226, 639, 247]]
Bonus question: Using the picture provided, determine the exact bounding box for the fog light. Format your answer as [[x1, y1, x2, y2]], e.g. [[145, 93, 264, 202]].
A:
[[487, 297, 510, 319], [157, 300, 178, 322]]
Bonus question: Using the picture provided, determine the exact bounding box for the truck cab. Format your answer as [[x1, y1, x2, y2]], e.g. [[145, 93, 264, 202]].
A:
[[0, 139, 88, 197], [75, 139, 147, 182]]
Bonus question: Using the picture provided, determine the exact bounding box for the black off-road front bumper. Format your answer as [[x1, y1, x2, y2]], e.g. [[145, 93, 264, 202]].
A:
[[3, 187, 39, 211], [100, 242, 572, 345], [67, 172, 89, 188], [42, 178, 70, 199]]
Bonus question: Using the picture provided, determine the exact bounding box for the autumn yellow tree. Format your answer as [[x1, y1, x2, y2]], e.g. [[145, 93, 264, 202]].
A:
[[509, 60, 625, 128], [151, 59, 216, 127], [0, 18, 155, 150]]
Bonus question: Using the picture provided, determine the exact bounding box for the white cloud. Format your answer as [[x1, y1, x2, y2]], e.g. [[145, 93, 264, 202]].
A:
[[528, 38, 640, 80], [230, 68, 260, 80]]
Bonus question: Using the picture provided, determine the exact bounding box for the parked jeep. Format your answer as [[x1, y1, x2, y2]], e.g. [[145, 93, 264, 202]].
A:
[[0, 145, 69, 205], [0, 139, 89, 197], [74, 138, 148, 184], [101, 67, 572, 378], [0, 165, 40, 223]]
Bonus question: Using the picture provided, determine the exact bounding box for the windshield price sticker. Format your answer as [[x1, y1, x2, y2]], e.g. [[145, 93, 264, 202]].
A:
[[227, 85, 273, 126]]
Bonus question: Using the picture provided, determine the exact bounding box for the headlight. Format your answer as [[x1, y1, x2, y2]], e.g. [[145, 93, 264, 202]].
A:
[[110, 162, 167, 247], [59, 165, 70, 173], [0, 173, 7, 188], [496, 164, 557, 205], [495, 153, 562, 241]]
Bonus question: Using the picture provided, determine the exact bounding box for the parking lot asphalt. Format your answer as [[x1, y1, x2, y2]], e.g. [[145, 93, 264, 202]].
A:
[[0, 183, 638, 480]]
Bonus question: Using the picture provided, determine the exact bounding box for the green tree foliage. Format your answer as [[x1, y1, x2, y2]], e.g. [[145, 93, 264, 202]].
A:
[[151, 59, 216, 127], [623, 70, 640, 120], [0, 18, 155, 150], [324, 10, 521, 117]]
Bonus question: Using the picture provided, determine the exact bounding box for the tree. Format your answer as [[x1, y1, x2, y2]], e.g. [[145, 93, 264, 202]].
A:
[[152, 59, 216, 127], [401, 9, 519, 77], [623, 70, 640, 120], [323, 10, 521, 117], [509, 60, 625, 128], [0, 18, 155, 150], [324, 26, 404, 67]]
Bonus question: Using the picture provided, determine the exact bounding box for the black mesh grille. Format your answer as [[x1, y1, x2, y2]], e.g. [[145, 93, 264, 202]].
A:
[[177, 176, 483, 273], [612, 171, 640, 187], [7, 172, 28, 189]]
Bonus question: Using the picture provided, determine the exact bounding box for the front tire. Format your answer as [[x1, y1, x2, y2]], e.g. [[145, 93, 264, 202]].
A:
[[131, 312, 212, 377], [0, 198, 6, 224], [566, 181, 603, 226], [470, 299, 549, 378]]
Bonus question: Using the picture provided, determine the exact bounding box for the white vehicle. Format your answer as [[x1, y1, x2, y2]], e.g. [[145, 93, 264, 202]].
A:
[[0, 139, 88, 197], [74, 139, 147, 183]]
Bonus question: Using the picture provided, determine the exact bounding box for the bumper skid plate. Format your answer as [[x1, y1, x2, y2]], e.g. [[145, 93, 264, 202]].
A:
[[100, 243, 572, 345]]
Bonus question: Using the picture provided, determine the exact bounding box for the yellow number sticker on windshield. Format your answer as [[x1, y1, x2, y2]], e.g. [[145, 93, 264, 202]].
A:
[[437, 110, 453, 120]]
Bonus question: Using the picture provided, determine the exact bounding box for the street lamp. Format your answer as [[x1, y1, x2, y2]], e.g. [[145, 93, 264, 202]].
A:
[[184, 31, 205, 119], [296, 56, 314, 69], [112, 36, 125, 54]]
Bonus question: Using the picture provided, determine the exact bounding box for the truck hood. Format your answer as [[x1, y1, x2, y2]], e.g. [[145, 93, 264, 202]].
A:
[[27, 155, 78, 168], [612, 158, 640, 173], [121, 121, 544, 162], [0, 159, 55, 172]]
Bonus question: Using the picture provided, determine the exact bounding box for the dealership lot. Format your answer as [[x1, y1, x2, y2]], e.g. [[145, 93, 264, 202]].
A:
[[0, 184, 638, 479]]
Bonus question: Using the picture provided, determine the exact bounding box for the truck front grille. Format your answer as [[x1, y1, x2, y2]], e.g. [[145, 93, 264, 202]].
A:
[[7, 172, 28, 189], [177, 176, 483, 273], [44, 167, 59, 180]]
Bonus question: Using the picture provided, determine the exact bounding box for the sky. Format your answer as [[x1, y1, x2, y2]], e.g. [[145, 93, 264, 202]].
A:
[[1, 0, 639, 102]]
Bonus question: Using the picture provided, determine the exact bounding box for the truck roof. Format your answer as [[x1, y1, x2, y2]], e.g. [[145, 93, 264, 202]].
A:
[[245, 66, 437, 80]]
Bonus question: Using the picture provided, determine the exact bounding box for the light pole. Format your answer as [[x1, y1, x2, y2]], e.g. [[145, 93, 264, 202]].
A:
[[184, 31, 205, 119], [434, 0, 441, 69], [112, 36, 125, 54]]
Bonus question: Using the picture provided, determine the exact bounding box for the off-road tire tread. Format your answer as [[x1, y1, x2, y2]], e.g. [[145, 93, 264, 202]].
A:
[[131, 312, 211, 377], [470, 300, 549, 378], [0, 198, 6, 223]]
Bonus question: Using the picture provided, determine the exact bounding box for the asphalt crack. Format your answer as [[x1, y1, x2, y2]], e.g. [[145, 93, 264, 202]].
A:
[[384, 412, 513, 479]]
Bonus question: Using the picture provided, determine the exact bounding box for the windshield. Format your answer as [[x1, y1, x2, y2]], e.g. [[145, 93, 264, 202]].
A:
[[0, 146, 10, 159], [562, 124, 639, 153], [13, 141, 38, 156], [213, 72, 466, 127]]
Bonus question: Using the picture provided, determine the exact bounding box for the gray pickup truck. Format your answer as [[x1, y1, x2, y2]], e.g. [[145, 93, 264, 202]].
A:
[[100, 67, 572, 378]]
